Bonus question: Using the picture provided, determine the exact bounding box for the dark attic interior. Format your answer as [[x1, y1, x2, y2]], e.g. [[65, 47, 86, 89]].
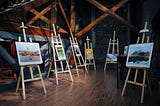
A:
[[0, 0, 160, 105]]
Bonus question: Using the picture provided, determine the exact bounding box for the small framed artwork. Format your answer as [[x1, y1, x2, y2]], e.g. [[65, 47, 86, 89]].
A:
[[126, 43, 154, 68], [86, 49, 93, 59], [73, 44, 81, 56], [15, 42, 43, 66], [123, 46, 129, 56], [55, 45, 66, 60], [106, 53, 117, 61]]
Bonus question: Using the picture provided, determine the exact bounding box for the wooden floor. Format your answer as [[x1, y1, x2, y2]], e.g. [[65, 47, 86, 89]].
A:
[[0, 63, 160, 106]]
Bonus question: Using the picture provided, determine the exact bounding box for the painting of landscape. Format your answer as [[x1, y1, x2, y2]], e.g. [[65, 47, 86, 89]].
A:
[[126, 43, 154, 68], [15, 42, 43, 66], [55, 45, 66, 60]]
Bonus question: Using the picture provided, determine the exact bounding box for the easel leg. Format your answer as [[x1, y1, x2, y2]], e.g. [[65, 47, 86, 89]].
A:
[[76, 68, 79, 76], [47, 69, 51, 78], [104, 62, 107, 71], [29, 66, 34, 79], [16, 69, 22, 92], [134, 69, 138, 82], [80, 56, 88, 73], [84, 63, 88, 73], [93, 60, 96, 71], [141, 69, 146, 104], [47, 60, 53, 78], [21, 68, 26, 100], [75, 64, 79, 76], [66, 61, 73, 82], [55, 70, 59, 85], [37, 65, 47, 94], [146, 72, 152, 96], [121, 68, 131, 96]]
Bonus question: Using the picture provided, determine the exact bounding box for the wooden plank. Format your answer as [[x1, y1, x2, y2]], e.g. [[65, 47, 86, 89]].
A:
[[76, 0, 129, 37], [27, 5, 51, 25], [0, 67, 158, 105], [71, 0, 76, 32], [58, 2, 71, 30]]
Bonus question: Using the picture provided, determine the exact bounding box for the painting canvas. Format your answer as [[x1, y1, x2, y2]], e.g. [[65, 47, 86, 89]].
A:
[[73, 44, 81, 56], [106, 53, 117, 62], [55, 45, 66, 60], [123, 46, 129, 56], [126, 43, 154, 68], [15, 42, 43, 66], [86, 49, 93, 59]]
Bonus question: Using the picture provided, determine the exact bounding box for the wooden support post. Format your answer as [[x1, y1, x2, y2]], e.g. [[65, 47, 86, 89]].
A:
[[71, 0, 75, 32], [58, 2, 71, 30], [51, 1, 57, 26]]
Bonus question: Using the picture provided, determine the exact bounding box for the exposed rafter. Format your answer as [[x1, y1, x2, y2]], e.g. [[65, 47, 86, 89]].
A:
[[27, 5, 51, 25], [75, 0, 138, 37], [58, 2, 71, 30]]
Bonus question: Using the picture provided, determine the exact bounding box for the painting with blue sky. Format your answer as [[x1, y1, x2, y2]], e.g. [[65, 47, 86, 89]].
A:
[[126, 43, 154, 68]]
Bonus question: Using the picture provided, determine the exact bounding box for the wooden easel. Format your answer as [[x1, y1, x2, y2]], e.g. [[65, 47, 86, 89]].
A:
[[16, 22, 47, 100], [121, 22, 152, 104], [47, 24, 73, 85], [69, 29, 88, 76], [104, 30, 119, 71], [84, 36, 96, 71]]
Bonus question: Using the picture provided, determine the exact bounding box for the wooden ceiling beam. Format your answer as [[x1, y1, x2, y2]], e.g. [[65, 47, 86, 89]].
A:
[[86, 0, 138, 32], [58, 2, 71, 30], [76, 0, 130, 37], [76, 14, 109, 37], [51, 1, 57, 26], [111, 0, 128, 12], [24, 0, 50, 12], [27, 5, 51, 25], [71, 0, 76, 32], [107, 11, 138, 32]]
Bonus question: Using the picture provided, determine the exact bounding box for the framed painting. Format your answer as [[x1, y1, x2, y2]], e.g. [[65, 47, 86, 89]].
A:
[[106, 53, 117, 62], [86, 49, 93, 59], [126, 43, 154, 68], [73, 44, 81, 56], [123, 46, 129, 56], [15, 42, 43, 66], [55, 45, 66, 60]]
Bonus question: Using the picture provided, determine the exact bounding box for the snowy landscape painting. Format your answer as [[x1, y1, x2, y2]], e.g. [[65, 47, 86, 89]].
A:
[[126, 43, 154, 68]]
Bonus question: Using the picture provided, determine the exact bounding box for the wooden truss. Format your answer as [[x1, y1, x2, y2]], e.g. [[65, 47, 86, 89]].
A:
[[76, 0, 138, 37], [25, 0, 139, 37], [2, 0, 138, 37]]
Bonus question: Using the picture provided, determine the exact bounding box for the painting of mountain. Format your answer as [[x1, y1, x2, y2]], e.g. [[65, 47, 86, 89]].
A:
[[126, 43, 154, 68]]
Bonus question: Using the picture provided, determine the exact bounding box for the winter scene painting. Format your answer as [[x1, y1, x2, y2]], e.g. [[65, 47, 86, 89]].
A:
[[126, 43, 154, 68]]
